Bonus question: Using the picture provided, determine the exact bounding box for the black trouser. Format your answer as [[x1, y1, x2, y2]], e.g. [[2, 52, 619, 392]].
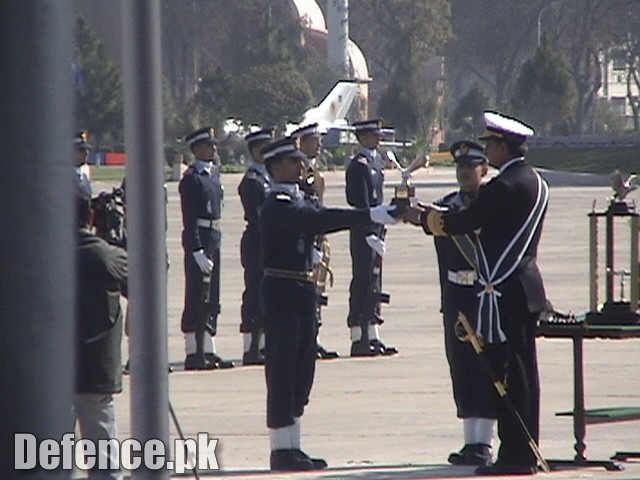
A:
[[347, 224, 383, 329], [261, 278, 317, 429], [239, 229, 264, 334], [485, 306, 539, 467], [442, 284, 498, 419], [181, 229, 221, 334]]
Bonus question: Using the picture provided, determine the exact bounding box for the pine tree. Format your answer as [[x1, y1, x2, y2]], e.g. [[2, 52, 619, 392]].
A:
[[74, 16, 124, 147]]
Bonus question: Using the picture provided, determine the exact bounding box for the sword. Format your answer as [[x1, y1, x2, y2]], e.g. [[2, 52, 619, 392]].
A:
[[456, 312, 551, 473]]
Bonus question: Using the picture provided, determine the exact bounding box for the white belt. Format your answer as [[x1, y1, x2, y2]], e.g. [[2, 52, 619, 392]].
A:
[[447, 269, 477, 286], [196, 218, 221, 229]]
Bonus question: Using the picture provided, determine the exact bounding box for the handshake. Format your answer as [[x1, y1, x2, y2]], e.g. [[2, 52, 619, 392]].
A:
[[368, 201, 445, 227]]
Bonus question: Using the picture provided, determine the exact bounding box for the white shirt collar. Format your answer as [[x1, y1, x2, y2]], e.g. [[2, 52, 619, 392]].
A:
[[194, 159, 213, 174], [272, 182, 301, 196], [251, 161, 269, 176], [498, 156, 524, 174]]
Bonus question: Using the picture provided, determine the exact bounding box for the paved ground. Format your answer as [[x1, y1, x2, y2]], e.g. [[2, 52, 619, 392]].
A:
[[94, 166, 640, 479]]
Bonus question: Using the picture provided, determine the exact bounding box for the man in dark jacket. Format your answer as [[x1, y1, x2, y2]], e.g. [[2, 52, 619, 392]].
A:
[[406, 111, 548, 476], [75, 193, 127, 479]]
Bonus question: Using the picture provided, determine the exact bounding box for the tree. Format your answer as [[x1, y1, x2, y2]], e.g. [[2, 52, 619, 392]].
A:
[[74, 16, 124, 146], [227, 62, 313, 128], [450, 84, 492, 139], [446, 0, 544, 110], [511, 38, 576, 135], [348, 0, 452, 137], [609, 2, 640, 132], [188, 67, 233, 131], [378, 61, 436, 139], [548, 0, 628, 134], [349, 0, 452, 82]]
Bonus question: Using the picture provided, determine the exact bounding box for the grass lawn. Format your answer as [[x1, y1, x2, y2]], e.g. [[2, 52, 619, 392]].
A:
[[527, 146, 639, 175]]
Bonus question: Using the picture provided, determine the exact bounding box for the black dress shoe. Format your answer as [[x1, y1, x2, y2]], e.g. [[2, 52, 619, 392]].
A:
[[448, 444, 492, 466], [269, 449, 314, 471], [317, 343, 339, 359], [475, 461, 537, 476], [242, 350, 265, 366], [370, 339, 398, 356], [205, 353, 234, 369], [184, 354, 215, 371], [293, 449, 328, 469], [350, 339, 380, 357], [124, 359, 173, 374]]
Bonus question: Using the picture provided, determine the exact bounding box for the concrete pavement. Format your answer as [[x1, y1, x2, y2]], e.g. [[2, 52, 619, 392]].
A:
[[97, 166, 640, 479]]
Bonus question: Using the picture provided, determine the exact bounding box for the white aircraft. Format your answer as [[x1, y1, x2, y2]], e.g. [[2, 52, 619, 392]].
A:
[[286, 79, 364, 135]]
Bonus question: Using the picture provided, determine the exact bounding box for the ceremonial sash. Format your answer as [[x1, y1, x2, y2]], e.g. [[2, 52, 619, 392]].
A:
[[474, 172, 549, 343]]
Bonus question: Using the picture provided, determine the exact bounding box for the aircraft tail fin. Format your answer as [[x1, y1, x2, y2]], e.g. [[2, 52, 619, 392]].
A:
[[302, 80, 362, 126]]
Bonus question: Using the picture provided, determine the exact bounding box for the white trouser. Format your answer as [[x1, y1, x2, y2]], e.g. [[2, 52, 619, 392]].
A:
[[73, 393, 123, 480]]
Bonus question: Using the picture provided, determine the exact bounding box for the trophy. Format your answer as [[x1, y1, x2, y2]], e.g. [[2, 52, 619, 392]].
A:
[[585, 170, 640, 325], [387, 149, 429, 209]]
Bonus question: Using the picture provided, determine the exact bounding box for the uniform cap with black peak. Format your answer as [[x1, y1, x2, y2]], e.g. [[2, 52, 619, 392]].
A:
[[478, 111, 534, 143], [290, 122, 321, 139], [450, 140, 488, 165], [245, 128, 274, 148], [352, 118, 383, 133], [74, 130, 92, 150], [185, 126, 217, 148], [262, 137, 307, 165]]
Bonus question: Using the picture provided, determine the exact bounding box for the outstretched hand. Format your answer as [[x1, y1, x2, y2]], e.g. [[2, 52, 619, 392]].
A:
[[402, 203, 427, 225]]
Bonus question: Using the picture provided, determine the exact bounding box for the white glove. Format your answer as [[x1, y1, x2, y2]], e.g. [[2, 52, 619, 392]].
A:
[[366, 234, 386, 258], [311, 248, 323, 266], [369, 205, 399, 225], [193, 249, 213, 275]]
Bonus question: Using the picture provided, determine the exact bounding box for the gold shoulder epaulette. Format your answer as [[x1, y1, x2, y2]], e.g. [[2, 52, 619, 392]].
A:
[[426, 209, 446, 236]]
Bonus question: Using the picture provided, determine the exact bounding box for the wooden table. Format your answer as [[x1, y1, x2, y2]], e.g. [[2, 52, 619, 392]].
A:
[[537, 321, 640, 470]]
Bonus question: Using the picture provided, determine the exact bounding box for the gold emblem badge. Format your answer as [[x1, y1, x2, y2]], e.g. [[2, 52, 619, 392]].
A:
[[460, 143, 470, 155]]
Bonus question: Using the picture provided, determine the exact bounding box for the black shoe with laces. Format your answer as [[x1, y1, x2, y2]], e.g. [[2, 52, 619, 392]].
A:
[[370, 339, 398, 356], [293, 449, 328, 469], [317, 343, 339, 359], [475, 460, 537, 476], [269, 449, 314, 471], [448, 443, 492, 466], [350, 339, 380, 357]]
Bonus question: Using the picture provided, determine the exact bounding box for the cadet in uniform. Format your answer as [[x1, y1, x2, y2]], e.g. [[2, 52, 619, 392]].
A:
[[179, 126, 233, 370], [259, 137, 400, 471], [431, 141, 496, 466], [290, 123, 338, 359], [238, 128, 274, 365], [74, 130, 92, 198], [345, 118, 398, 356], [405, 112, 548, 476]]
